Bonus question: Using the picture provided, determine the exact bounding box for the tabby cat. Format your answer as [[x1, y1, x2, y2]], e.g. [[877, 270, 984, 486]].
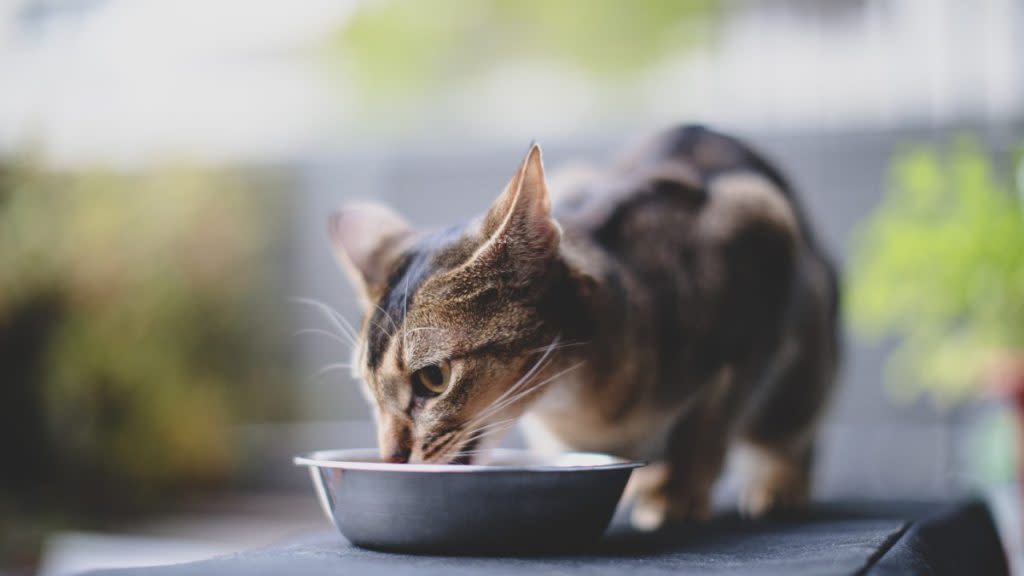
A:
[[328, 125, 838, 528]]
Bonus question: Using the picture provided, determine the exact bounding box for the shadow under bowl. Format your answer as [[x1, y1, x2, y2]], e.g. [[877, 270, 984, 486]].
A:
[[294, 448, 645, 555]]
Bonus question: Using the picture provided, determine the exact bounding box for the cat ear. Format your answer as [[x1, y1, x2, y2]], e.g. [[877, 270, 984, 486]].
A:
[[328, 203, 411, 298], [470, 143, 561, 277]]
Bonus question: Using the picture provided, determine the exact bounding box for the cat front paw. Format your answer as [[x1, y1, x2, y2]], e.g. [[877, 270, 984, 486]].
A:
[[735, 443, 809, 518], [630, 487, 712, 531], [738, 478, 808, 518]]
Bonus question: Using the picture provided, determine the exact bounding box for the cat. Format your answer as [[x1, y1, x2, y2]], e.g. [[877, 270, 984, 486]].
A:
[[327, 125, 839, 529]]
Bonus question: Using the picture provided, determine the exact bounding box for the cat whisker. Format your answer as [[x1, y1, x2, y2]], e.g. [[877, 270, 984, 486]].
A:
[[460, 424, 516, 450], [353, 297, 400, 336], [525, 340, 589, 354], [464, 336, 562, 428], [477, 361, 585, 423], [289, 297, 360, 346], [464, 417, 518, 442], [333, 295, 397, 338], [466, 363, 548, 427], [293, 328, 351, 347], [448, 449, 501, 457], [445, 447, 515, 463], [420, 429, 461, 462], [437, 417, 519, 464], [366, 318, 394, 339], [434, 346, 571, 463], [472, 416, 518, 433], [329, 311, 361, 344], [445, 439, 501, 464], [465, 357, 563, 429], [310, 362, 355, 382]]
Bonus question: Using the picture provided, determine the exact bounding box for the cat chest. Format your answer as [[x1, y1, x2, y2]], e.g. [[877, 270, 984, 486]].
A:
[[521, 374, 683, 461]]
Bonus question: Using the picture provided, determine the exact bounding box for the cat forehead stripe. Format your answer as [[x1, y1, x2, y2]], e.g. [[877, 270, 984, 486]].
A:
[[366, 253, 415, 370], [366, 226, 466, 370]]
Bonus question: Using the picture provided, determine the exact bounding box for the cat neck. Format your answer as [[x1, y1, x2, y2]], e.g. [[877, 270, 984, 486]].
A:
[[539, 234, 651, 392]]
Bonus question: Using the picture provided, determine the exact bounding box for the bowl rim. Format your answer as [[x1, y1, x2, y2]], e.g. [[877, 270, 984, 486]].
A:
[[294, 448, 646, 473]]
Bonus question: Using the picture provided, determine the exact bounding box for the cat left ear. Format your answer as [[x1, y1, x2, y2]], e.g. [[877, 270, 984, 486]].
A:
[[470, 143, 561, 277], [328, 202, 411, 299]]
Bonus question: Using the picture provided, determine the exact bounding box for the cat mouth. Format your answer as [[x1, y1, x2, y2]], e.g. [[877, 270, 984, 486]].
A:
[[449, 436, 481, 465]]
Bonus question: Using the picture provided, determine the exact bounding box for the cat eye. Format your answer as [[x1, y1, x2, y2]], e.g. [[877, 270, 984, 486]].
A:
[[411, 361, 451, 397]]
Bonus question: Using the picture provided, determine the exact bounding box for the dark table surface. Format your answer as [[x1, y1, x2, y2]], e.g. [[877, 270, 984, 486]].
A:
[[87, 500, 1007, 576]]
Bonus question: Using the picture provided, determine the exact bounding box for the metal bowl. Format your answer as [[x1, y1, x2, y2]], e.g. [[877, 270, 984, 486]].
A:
[[294, 448, 644, 554]]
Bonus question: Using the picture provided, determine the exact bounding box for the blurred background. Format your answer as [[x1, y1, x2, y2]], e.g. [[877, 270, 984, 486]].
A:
[[1, 0, 1022, 573]]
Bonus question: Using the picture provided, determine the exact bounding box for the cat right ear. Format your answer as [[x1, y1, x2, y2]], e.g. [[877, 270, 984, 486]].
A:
[[328, 203, 411, 299]]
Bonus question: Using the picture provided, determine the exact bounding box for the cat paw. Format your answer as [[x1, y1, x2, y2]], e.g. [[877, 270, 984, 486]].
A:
[[735, 443, 809, 519], [630, 493, 669, 531], [630, 488, 712, 531], [739, 482, 780, 518], [738, 480, 808, 518]]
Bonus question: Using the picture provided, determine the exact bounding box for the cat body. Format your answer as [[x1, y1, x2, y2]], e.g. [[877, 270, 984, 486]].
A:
[[329, 125, 838, 527]]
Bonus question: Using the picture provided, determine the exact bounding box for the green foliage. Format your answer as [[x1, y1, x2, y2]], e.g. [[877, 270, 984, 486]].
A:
[[967, 409, 1017, 486], [847, 138, 1024, 405], [0, 156, 295, 504], [327, 0, 720, 101]]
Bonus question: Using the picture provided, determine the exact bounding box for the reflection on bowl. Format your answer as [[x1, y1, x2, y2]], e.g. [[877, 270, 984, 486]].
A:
[[294, 448, 645, 554]]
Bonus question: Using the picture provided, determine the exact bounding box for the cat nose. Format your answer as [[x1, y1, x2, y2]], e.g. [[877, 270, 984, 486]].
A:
[[384, 447, 410, 463]]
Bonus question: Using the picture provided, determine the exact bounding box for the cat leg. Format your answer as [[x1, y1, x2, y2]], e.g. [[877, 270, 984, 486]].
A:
[[734, 438, 813, 518], [734, 301, 836, 518], [631, 367, 737, 530]]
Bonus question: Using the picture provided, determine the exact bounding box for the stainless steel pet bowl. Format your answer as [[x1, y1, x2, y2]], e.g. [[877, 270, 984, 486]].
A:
[[294, 448, 644, 554]]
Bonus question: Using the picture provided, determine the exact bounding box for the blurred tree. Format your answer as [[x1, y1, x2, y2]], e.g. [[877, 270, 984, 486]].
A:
[[0, 157, 296, 519], [847, 138, 1024, 405], [326, 0, 722, 103]]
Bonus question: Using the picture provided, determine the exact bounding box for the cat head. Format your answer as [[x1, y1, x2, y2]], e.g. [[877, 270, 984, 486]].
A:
[[329, 145, 571, 464]]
